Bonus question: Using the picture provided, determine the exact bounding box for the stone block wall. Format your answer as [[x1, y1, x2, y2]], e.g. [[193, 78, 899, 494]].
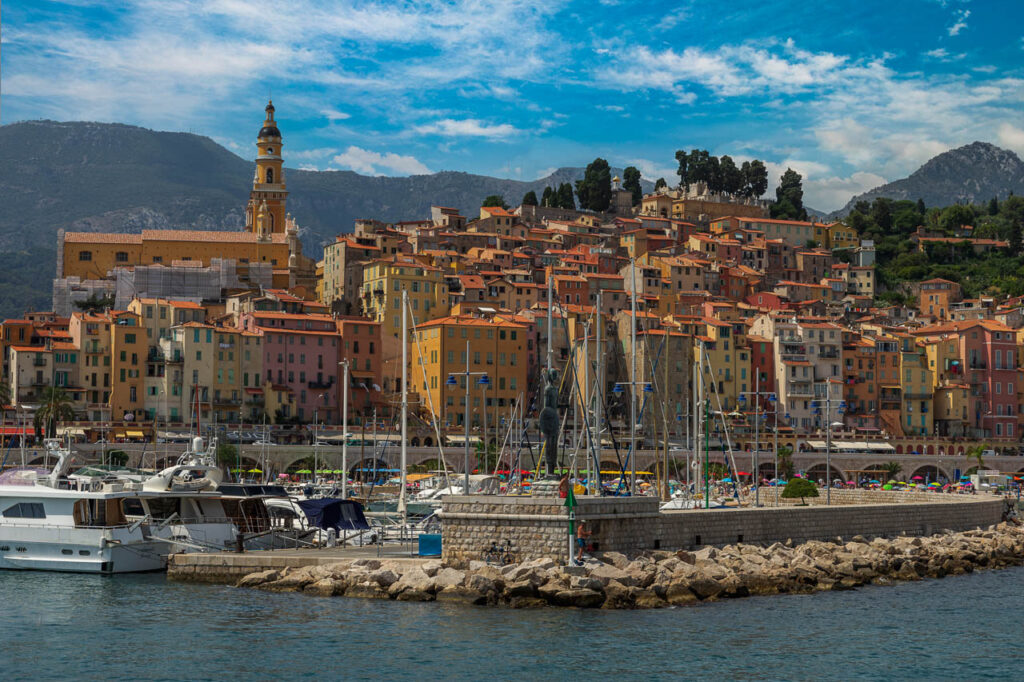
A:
[[757, 488, 980, 507], [441, 493, 1004, 563]]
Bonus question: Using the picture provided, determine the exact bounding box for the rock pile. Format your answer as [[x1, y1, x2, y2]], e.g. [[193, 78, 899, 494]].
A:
[[234, 523, 1024, 609]]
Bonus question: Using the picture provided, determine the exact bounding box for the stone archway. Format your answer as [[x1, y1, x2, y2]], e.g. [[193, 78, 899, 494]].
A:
[[803, 462, 847, 484], [349, 457, 392, 483], [757, 461, 778, 481], [908, 464, 949, 483], [410, 437, 421, 447], [423, 436, 433, 448]]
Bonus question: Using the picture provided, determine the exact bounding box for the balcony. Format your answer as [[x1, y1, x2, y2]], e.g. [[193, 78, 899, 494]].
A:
[[147, 349, 165, 362], [818, 349, 839, 359], [969, 360, 987, 370], [308, 379, 335, 390], [788, 382, 813, 397], [32, 359, 47, 367]]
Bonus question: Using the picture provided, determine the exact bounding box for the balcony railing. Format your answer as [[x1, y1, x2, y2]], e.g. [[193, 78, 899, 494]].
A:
[[308, 379, 335, 390], [969, 360, 987, 369]]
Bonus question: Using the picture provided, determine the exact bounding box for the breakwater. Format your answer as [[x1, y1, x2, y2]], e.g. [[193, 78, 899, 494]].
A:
[[441, 492, 1004, 563], [226, 521, 1024, 609]]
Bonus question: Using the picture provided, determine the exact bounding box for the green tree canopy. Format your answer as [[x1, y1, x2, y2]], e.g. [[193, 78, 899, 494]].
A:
[[541, 186, 554, 207], [521, 190, 538, 206], [575, 158, 612, 211], [556, 183, 576, 210], [622, 166, 643, 206], [654, 177, 667, 190], [938, 204, 975, 233], [482, 195, 508, 209], [718, 155, 743, 195], [770, 168, 808, 220], [781, 477, 819, 504]]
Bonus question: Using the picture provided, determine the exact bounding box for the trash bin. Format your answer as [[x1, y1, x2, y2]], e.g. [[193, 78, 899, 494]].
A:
[[418, 533, 442, 557]]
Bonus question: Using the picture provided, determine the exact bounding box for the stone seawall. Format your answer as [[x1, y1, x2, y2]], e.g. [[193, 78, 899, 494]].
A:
[[440, 493, 1004, 563]]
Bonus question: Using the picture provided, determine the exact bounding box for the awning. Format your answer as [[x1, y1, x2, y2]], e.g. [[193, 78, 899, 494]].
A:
[[56, 427, 86, 437], [126, 430, 145, 438], [113, 431, 127, 439], [446, 435, 482, 445], [295, 499, 369, 531], [0, 427, 31, 435]]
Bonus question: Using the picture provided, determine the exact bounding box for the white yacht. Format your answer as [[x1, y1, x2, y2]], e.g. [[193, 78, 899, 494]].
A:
[[0, 439, 239, 573]]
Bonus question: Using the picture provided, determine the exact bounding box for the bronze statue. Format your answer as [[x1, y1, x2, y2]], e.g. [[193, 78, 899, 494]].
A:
[[539, 369, 560, 478]]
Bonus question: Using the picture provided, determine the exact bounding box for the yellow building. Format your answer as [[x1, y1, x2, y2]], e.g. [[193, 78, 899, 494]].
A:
[[108, 311, 146, 422], [57, 102, 316, 296], [409, 315, 528, 428], [695, 318, 750, 412], [69, 312, 112, 421], [360, 256, 448, 335], [816, 222, 858, 249], [898, 336, 934, 436]]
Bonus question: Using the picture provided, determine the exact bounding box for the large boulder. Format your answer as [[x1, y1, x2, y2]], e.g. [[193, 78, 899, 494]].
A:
[[236, 569, 280, 588], [597, 551, 631, 569], [665, 580, 698, 606], [369, 568, 400, 588], [346, 581, 391, 599], [258, 566, 317, 592], [434, 567, 467, 590], [634, 589, 668, 609], [589, 563, 635, 587], [503, 580, 538, 600], [421, 560, 443, 577], [688, 577, 725, 601], [552, 589, 605, 609], [388, 569, 436, 598], [569, 575, 604, 592], [436, 586, 489, 605], [601, 580, 637, 609], [304, 578, 346, 597]]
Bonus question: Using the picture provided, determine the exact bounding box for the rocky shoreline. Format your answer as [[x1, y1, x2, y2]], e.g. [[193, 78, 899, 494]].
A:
[[233, 523, 1024, 609]]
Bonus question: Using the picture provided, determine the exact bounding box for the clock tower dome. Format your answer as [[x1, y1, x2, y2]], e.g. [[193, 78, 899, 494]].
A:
[[246, 100, 288, 234]]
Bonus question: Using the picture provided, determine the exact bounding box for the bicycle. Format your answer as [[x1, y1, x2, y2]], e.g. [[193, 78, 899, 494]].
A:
[[483, 539, 516, 565]]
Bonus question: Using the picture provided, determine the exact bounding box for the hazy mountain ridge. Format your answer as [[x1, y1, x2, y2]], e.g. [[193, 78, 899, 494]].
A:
[[833, 142, 1024, 217], [0, 120, 648, 257]]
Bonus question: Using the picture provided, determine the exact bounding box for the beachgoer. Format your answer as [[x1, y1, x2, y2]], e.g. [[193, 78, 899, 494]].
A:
[[576, 520, 591, 563], [559, 474, 569, 499]]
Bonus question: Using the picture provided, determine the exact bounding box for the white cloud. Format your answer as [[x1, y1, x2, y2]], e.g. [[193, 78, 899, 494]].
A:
[[289, 147, 339, 163], [413, 118, 520, 139], [925, 48, 965, 61], [320, 108, 350, 121], [655, 8, 688, 30], [948, 9, 970, 36], [997, 123, 1024, 156], [804, 171, 887, 212], [627, 158, 677, 183], [331, 146, 431, 175]]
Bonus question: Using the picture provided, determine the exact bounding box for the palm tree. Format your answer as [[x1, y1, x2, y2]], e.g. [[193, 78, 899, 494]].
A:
[[965, 443, 989, 475], [882, 461, 903, 480], [33, 387, 76, 438]]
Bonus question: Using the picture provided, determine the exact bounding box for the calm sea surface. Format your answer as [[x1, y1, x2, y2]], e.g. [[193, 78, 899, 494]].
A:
[[3, 567, 1024, 681]]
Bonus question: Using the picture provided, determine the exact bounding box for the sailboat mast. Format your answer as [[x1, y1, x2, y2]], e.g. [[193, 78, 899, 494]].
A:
[[400, 291, 408, 524], [629, 258, 637, 495], [595, 289, 603, 495]]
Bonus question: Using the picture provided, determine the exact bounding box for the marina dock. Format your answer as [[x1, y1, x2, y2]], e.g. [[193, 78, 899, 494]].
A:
[[168, 546, 431, 584]]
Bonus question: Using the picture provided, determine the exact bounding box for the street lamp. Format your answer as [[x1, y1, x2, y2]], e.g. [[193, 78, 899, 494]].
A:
[[448, 356, 489, 494]]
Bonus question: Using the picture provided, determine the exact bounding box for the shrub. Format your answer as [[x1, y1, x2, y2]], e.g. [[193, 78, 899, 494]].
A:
[[781, 477, 819, 505]]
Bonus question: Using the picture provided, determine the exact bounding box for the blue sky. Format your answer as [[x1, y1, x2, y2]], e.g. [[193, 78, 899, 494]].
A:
[[4, 0, 1024, 211]]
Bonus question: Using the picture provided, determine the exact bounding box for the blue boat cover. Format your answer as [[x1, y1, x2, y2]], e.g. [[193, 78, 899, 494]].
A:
[[296, 498, 370, 531]]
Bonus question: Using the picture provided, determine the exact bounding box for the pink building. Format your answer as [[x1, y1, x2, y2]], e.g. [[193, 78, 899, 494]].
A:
[[241, 311, 341, 424]]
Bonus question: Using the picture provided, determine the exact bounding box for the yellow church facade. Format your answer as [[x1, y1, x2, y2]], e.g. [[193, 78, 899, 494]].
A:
[[57, 101, 315, 296]]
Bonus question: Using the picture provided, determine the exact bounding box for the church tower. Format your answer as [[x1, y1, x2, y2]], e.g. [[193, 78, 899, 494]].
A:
[[246, 100, 288, 234]]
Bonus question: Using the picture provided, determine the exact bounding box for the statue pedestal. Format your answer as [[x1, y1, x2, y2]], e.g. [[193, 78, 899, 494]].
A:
[[530, 479, 562, 497]]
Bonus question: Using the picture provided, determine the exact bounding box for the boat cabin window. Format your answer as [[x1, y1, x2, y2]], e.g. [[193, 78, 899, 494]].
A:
[[145, 497, 180, 520], [122, 498, 146, 516], [73, 499, 128, 527], [3, 502, 46, 519]]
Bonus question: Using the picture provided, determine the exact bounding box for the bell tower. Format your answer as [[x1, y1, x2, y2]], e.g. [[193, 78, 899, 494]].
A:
[[246, 100, 288, 234]]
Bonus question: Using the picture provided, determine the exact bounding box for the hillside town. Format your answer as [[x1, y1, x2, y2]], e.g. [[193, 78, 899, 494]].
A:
[[6, 102, 1022, 468]]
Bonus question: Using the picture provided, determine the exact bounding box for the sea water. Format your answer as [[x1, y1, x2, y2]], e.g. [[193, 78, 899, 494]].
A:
[[2, 567, 1023, 681]]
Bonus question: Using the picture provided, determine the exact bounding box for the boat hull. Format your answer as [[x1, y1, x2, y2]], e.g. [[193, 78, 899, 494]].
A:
[[0, 526, 166, 573]]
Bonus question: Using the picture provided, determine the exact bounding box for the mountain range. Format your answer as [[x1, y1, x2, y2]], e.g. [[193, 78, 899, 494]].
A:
[[2, 120, 1024, 319], [832, 141, 1024, 217]]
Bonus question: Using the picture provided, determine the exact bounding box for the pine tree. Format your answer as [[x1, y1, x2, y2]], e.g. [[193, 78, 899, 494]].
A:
[[541, 186, 554, 207], [522, 190, 538, 206], [654, 178, 667, 191], [557, 183, 575, 210], [574, 158, 612, 211], [622, 166, 643, 206], [770, 168, 808, 220]]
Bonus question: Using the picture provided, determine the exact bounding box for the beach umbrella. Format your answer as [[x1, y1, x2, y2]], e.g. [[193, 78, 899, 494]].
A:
[[911, 476, 924, 480], [869, 479, 880, 484], [296, 468, 312, 474], [882, 484, 893, 490], [278, 473, 289, 479], [929, 482, 941, 487], [721, 477, 733, 483]]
